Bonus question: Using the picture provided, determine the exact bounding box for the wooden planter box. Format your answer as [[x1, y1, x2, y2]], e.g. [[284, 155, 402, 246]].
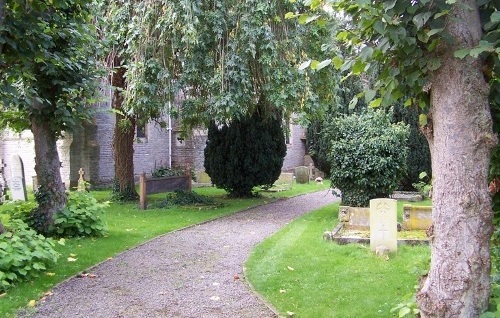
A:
[[139, 173, 192, 210]]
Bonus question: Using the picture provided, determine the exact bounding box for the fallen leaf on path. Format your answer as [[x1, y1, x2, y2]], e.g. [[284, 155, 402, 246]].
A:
[[40, 291, 54, 302], [28, 300, 36, 307], [77, 272, 98, 278], [233, 274, 240, 281]]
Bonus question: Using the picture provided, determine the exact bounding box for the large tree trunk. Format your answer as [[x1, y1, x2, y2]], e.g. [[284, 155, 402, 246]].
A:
[[111, 57, 138, 200], [417, 2, 497, 316], [30, 114, 68, 235]]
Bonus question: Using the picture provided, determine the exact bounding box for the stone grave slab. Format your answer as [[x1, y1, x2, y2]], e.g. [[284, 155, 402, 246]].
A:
[[267, 172, 293, 191], [196, 171, 212, 184], [346, 207, 370, 230], [402, 204, 432, 230], [10, 155, 27, 201], [370, 198, 397, 252]]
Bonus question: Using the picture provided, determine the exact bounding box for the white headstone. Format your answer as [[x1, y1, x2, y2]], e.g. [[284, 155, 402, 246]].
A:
[[10, 155, 27, 201], [370, 198, 397, 252]]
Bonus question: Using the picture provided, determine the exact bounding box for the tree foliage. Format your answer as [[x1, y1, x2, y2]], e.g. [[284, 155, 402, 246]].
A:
[[177, 0, 314, 129], [326, 109, 409, 207], [0, 0, 102, 133], [296, 0, 499, 112], [204, 108, 286, 198]]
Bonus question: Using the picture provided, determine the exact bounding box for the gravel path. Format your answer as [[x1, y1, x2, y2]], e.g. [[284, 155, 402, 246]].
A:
[[23, 190, 338, 318]]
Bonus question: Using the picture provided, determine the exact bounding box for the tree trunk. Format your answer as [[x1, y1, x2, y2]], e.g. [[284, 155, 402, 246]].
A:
[[111, 57, 138, 200], [417, 2, 497, 316], [30, 114, 68, 235]]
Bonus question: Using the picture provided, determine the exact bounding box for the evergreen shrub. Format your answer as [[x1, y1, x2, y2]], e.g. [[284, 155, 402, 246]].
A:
[[306, 120, 332, 176], [326, 109, 410, 207], [204, 111, 286, 197], [393, 103, 431, 191]]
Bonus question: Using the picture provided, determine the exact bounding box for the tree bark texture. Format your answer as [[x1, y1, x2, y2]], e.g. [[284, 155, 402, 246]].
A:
[[417, 1, 497, 316], [111, 58, 138, 199], [30, 112, 68, 234]]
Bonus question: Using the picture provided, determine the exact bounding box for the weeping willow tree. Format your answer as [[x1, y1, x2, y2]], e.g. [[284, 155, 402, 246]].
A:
[[100, 0, 193, 200], [100, 0, 323, 200], [177, 0, 314, 128]]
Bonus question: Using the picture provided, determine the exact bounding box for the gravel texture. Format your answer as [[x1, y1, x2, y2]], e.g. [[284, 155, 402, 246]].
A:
[[22, 190, 338, 318]]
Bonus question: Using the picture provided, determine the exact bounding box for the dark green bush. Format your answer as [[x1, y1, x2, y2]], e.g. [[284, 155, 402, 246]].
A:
[[306, 75, 368, 176], [0, 219, 61, 292], [50, 192, 108, 237], [393, 103, 431, 191], [306, 119, 332, 176], [485, 76, 500, 317], [204, 110, 286, 197], [326, 109, 409, 207]]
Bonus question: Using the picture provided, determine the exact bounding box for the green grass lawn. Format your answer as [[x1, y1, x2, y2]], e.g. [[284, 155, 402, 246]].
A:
[[245, 202, 431, 318], [0, 181, 330, 318]]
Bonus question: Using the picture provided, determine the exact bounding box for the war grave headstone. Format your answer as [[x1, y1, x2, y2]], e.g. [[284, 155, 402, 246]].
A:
[[10, 155, 28, 201], [370, 198, 397, 252]]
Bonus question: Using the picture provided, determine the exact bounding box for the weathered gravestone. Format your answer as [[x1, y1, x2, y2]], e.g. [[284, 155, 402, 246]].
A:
[[267, 172, 294, 192], [294, 166, 310, 184], [370, 198, 397, 252], [339, 206, 370, 230], [10, 155, 27, 201]]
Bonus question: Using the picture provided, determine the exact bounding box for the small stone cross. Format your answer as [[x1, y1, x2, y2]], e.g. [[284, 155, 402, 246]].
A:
[[77, 168, 86, 192]]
